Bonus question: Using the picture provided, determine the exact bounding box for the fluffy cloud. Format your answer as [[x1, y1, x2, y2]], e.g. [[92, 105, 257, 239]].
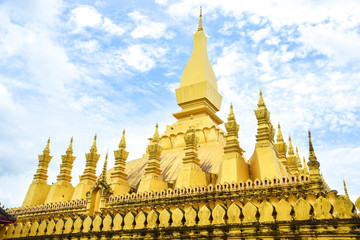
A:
[[129, 11, 168, 39], [70, 5, 125, 36], [110, 44, 168, 72], [298, 23, 360, 65], [70, 5, 102, 29]]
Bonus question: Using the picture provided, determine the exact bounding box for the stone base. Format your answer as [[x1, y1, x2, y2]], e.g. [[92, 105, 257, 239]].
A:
[[175, 163, 207, 189], [45, 181, 74, 203], [137, 174, 168, 193]]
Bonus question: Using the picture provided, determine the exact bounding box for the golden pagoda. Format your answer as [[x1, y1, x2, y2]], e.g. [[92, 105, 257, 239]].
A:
[[2, 8, 360, 240]]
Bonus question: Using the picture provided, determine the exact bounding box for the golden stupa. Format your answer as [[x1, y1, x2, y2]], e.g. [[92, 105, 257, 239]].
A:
[[2, 8, 360, 240]]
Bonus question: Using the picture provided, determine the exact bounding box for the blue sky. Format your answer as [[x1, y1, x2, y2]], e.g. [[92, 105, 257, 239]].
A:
[[1, 0, 360, 208]]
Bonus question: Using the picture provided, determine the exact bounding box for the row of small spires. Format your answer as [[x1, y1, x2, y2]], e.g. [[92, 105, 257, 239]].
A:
[[35, 91, 326, 191]]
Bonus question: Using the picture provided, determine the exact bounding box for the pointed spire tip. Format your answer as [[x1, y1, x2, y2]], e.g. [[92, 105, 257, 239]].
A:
[[257, 89, 265, 107], [197, 6, 203, 31], [343, 178, 350, 199]]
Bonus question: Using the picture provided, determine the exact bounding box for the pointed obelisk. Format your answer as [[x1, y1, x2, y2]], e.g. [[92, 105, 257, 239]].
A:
[[45, 137, 76, 203], [303, 157, 309, 176], [287, 136, 298, 176], [72, 134, 101, 200], [175, 116, 207, 189], [110, 130, 130, 195], [275, 123, 287, 167], [343, 178, 350, 200], [218, 104, 249, 184], [23, 138, 53, 206], [138, 124, 168, 193], [307, 130, 321, 181], [248, 90, 287, 180], [296, 147, 304, 174], [306, 130, 324, 192], [166, 6, 223, 138]]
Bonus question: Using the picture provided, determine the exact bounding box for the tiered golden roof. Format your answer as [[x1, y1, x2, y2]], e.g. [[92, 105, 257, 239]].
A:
[[3, 7, 360, 240]]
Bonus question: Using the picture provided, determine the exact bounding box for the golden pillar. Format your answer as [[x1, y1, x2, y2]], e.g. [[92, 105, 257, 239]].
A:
[[218, 104, 249, 184], [110, 130, 130, 195], [45, 137, 76, 203], [72, 134, 100, 200], [248, 91, 286, 180], [275, 123, 287, 167], [175, 117, 207, 189], [287, 136, 298, 176], [22, 138, 53, 206], [307, 130, 321, 181], [137, 124, 168, 193]]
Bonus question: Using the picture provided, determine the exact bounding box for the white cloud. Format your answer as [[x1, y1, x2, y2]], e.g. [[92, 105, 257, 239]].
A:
[[73, 39, 100, 53], [155, 0, 168, 5], [219, 21, 235, 35], [102, 17, 125, 36], [213, 43, 254, 78], [70, 5, 102, 29], [249, 26, 271, 43], [118, 44, 168, 72], [298, 23, 360, 65], [70, 5, 124, 36], [164, 82, 179, 92], [129, 11, 168, 39]]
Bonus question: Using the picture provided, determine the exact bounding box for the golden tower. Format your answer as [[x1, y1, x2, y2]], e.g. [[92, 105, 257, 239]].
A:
[[4, 7, 360, 240], [110, 130, 130, 195], [22, 138, 53, 207], [45, 137, 76, 203], [138, 124, 168, 192], [218, 104, 249, 184], [72, 134, 100, 200], [249, 91, 287, 179]]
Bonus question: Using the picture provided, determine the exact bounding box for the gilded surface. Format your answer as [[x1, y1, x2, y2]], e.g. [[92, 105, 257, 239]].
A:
[[6, 8, 360, 240]]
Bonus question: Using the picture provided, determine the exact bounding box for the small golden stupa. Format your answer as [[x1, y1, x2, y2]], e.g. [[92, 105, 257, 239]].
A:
[[2, 8, 360, 240]]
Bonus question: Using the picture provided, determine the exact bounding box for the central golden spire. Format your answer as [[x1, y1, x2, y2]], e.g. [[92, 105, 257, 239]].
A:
[[173, 6, 223, 127]]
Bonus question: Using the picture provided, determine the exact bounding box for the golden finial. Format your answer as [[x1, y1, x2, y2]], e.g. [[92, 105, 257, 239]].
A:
[[296, 147, 302, 168], [308, 130, 313, 151], [197, 6, 203, 31], [308, 130, 317, 161], [343, 178, 350, 199], [153, 123, 160, 143], [276, 122, 284, 142], [303, 157, 309, 174], [288, 135, 294, 156], [44, 137, 50, 154], [100, 150, 108, 181], [104, 151, 108, 173], [257, 90, 265, 107], [90, 134, 97, 152], [67, 137, 73, 153], [93, 134, 97, 145], [228, 103, 235, 121], [119, 130, 126, 148]]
